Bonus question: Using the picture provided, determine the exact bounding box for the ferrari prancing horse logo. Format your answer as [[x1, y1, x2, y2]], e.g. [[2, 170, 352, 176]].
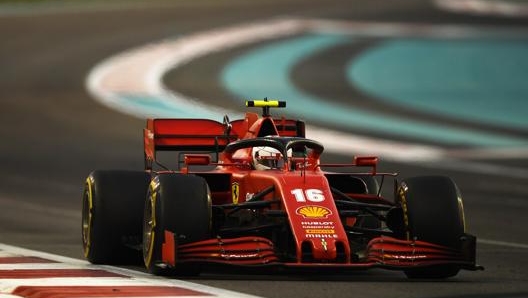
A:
[[232, 182, 239, 204]]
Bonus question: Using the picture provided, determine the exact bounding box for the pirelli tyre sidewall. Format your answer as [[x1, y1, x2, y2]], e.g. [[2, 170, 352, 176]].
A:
[[143, 174, 212, 275], [396, 175, 466, 278], [82, 170, 150, 264]]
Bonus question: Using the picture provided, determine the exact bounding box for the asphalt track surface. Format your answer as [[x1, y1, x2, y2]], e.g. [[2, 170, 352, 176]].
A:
[[1, 0, 528, 297]]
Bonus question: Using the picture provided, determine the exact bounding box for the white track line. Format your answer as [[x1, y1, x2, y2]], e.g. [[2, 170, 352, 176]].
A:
[[434, 0, 528, 17], [447, 147, 528, 159]]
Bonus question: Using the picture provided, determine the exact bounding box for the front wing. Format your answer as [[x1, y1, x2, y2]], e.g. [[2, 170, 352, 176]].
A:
[[160, 231, 482, 272]]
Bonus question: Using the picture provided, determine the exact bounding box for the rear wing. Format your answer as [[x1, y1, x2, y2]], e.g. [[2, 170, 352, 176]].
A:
[[144, 118, 237, 170], [229, 117, 305, 138], [275, 118, 305, 137], [144, 113, 305, 170]]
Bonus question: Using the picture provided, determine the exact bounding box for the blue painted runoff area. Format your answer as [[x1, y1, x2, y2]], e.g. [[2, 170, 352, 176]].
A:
[[221, 34, 528, 147], [347, 39, 528, 131]]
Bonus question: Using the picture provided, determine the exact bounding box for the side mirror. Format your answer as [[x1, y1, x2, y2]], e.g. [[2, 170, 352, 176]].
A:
[[354, 156, 378, 174]]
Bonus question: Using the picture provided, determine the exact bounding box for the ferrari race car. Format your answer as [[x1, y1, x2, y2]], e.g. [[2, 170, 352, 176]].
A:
[[82, 100, 482, 278]]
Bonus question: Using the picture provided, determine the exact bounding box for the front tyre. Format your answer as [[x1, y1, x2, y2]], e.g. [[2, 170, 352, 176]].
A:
[[396, 176, 466, 279], [82, 170, 150, 264], [143, 174, 212, 275]]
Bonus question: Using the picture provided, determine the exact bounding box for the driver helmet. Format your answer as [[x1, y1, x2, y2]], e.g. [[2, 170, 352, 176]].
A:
[[252, 146, 283, 170]]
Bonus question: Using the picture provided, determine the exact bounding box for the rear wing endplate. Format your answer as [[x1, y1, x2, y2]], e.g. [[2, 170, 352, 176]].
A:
[[144, 118, 237, 170]]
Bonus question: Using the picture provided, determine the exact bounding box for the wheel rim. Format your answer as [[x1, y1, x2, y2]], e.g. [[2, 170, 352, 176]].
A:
[[143, 186, 157, 267], [397, 182, 411, 241], [81, 178, 93, 257]]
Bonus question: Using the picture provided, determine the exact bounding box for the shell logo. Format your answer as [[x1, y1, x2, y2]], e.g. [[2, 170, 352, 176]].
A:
[[296, 205, 332, 219]]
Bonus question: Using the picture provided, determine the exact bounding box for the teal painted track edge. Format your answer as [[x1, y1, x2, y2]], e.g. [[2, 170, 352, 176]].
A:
[[221, 34, 528, 147], [347, 38, 528, 131]]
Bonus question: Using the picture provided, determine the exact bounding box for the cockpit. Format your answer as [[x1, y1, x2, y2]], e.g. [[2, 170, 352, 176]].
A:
[[224, 136, 324, 171]]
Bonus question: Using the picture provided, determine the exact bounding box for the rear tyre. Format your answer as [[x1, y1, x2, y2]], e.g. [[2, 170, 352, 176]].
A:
[[82, 170, 150, 264], [361, 176, 380, 195], [143, 174, 211, 276], [353, 175, 381, 229], [396, 176, 466, 278]]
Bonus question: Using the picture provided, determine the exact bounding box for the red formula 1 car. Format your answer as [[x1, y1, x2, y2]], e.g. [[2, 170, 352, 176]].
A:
[[82, 100, 482, 278]]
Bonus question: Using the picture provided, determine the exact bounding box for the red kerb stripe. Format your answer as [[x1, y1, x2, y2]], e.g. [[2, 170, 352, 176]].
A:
[[13, 285, 213, 297], [0, 269, 128, 278], [0, 256, 57, 264]]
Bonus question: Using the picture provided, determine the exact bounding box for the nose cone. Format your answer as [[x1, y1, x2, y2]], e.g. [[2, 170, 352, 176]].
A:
[[307, 238, 338, 260], [299, 220, 347, 262]]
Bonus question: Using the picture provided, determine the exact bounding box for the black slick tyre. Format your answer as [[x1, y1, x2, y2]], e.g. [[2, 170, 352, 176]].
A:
[[82, 170, 150, 264], [361, 176, 380, 195], [143, 174, 211, 276], [395, 176, 466, 278]]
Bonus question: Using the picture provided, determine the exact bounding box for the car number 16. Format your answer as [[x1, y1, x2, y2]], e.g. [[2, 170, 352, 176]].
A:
[[291, 188, 325, 202]]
